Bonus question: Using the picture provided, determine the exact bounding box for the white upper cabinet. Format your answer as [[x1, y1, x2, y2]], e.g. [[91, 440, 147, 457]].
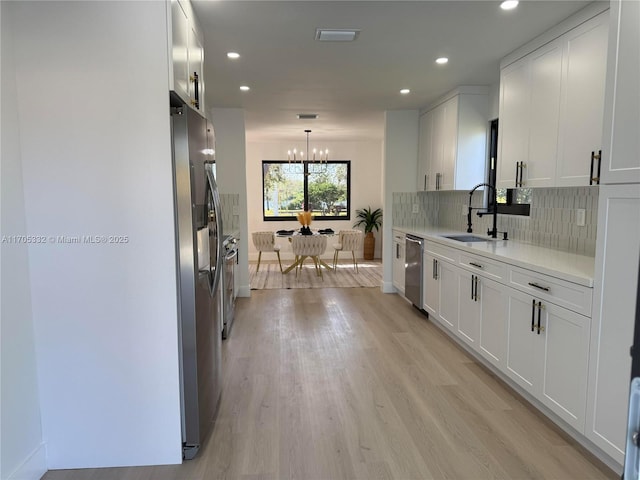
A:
[[526, 41, 563, 187], [171, 0, 189, 102], [497, 8, 609, 188], [417, 111, 432, 191], [601, 0, 640, 184], [168, 0, 206, 113], [417, 87, 488, 192], [556, 12, 609, 186]]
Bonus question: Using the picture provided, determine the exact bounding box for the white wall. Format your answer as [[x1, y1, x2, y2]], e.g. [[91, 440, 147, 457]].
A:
[[245, 139, 384, 261], [382, 110, 420, 293], [210, 108, 250, 297], [488, 82, 500, 120], [10, 1, 182, 469], [0, 4, 47, 479]]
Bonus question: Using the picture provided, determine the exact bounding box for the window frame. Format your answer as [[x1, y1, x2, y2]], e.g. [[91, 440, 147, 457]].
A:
[[261, 160, 351, 221], [488, 118, 531, 217]]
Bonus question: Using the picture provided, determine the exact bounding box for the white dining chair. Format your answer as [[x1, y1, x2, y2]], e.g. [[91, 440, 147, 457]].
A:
[[291, 235, 328, 279], [252, 231, 282, 272], [332, 230, 363, 272]]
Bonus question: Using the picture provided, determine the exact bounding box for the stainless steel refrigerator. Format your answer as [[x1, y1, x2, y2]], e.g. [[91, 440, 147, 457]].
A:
[[624, 260, 640, 478], [170, 94, 223, 460]]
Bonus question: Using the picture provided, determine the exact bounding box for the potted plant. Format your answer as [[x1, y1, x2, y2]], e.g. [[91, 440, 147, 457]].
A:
[[353, 206, 383, 260]]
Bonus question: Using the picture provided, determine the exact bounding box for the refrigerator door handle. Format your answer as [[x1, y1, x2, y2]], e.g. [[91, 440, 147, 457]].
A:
[[205, 164, 224, 296]]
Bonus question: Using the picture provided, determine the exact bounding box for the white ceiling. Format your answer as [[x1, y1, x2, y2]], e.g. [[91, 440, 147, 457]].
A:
[[192, 0, 592, 143]]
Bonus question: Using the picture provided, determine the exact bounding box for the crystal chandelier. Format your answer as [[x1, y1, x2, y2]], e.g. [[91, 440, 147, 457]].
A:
[[285, 129, 329, 175]]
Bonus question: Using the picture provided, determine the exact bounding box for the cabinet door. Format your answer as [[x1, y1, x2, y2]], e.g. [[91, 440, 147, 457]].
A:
[[171, 0, 189, 102], [525, 41, 563, 188], [417, 112, 432, 191], [497, 59, 530, 188], [428, 104, 445, 191], [478, 277, 509, 370], [556, 12, 609, 186], [587, 184, 640, 464], [439, 96, 458, 191], [423, 253, 439, 317], [540, 301, 590, 432], [187, 21, 204, 112], [438, 261, 459, 332], [505, 289, 539, 394], [392, 240, 405, 292], [601, 0, 640, 184], [458, 270, 480, 347]]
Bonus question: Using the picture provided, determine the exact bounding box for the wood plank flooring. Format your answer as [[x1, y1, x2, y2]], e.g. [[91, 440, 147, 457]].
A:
[[44, 288, 616, 480]]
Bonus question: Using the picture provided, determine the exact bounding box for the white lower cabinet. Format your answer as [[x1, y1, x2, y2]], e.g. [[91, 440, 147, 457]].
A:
[[423, 252, 439, 318], [586, 185, 640, 464], [505, 287, 590, 432], [423, 246, 459, 334], [392, 232, 406, 293], [438, 261, 459, 333]]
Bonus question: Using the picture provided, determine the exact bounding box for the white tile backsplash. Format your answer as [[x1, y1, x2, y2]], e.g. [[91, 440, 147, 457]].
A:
[[219, 193, 240, 231], [393, 186, 598, 256]]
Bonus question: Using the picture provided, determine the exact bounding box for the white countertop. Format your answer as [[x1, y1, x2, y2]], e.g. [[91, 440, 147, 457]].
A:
[[393, 226, 595, 287]]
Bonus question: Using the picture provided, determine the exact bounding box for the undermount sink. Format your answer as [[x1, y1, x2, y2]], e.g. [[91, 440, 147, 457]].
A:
[[442, 234, 491, 243]]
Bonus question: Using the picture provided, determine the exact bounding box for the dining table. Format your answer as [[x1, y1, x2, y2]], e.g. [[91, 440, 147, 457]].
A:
[[276, 229, 336, 274]]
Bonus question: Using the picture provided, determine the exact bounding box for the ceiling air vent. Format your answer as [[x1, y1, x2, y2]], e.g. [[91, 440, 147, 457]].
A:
[[315, 29, 360, 42], [297, 113, 319, 120]]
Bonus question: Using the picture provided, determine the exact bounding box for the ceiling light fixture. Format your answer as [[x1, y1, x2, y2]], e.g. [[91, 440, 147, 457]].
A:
[[400, 88, 411, 95], [315, 28, 361, 42], [226, 52, 240, 59], [286, 130, 329, 175], [500, 0, 519, 10], [435, 57, 449, 65], [239, 85, 250, 91]]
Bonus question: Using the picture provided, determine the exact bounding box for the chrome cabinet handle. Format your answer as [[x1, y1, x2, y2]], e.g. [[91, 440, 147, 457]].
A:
[[590, 150, 602, 185], [469, 262, 483, 269], [528, 282, 550, 292], [537, 301, 543, 334]]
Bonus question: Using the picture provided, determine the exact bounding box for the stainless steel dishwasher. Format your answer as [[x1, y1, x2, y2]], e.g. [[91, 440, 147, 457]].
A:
[[405, 234, 424, 309]]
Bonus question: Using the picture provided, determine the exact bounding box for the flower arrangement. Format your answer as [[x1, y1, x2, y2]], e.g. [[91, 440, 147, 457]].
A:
[[296, 211, 313, 235]]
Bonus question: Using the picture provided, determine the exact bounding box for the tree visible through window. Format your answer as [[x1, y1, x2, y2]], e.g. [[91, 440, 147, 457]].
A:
[[262, 160, 350, 220]]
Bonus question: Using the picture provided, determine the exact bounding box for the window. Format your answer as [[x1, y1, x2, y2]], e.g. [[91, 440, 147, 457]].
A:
[[488, 119, 531, 216], [262, 160, 351, 221]]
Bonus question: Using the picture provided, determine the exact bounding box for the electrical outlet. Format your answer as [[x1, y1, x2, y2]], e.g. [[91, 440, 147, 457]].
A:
[[412, 204, 419, 214], [462, 204, 468, 216], [576, 208, 586, 227]]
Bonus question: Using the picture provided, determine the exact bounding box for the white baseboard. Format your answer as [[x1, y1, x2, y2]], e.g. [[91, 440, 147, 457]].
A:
[[8, 442, 47, 480], [237, 284, 251, 297], [381, 281, 396, 293]]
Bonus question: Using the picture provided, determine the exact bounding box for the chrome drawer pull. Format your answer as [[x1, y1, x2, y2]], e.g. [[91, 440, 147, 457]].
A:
[[528, 282, 550, 292], [469, 262, 484, 269]]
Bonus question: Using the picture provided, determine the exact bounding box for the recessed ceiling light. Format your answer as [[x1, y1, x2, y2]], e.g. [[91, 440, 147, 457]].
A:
[[400, 89, 411, 95], [435, 57, 449, 65], [500, 1, 519, 10], [239, 85, 250, 91], [227, 52, 240, 59]]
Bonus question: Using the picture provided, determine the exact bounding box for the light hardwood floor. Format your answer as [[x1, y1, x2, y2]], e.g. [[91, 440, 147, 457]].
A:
[[44, 288, 616, 480]]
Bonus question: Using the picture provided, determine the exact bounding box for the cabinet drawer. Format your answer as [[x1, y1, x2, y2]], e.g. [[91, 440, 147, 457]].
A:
[[425, 241, 459, 264], [459, 252, 507, 282], [509, 266, 592, 316]]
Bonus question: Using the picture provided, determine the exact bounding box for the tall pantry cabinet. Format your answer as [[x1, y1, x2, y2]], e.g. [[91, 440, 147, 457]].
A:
[[586, 0, 640, 467]]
